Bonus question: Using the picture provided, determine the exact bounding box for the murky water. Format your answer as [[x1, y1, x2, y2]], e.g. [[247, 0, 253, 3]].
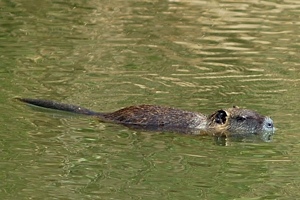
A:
[[1, 0, 299, 199]]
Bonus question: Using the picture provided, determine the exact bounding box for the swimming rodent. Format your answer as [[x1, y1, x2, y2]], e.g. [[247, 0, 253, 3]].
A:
[[16, 98, 275, 136]]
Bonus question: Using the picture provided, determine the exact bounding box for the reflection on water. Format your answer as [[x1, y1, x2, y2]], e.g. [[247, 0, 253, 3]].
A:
[[0, 0, 300, 199], [215, 131, 275, 146]]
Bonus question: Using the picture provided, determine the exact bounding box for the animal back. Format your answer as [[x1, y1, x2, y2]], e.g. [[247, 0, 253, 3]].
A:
[[102, 105, 206, 133]]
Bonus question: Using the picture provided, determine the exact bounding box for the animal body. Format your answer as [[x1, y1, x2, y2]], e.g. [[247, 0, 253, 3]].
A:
[[16, 98, 275, 136]]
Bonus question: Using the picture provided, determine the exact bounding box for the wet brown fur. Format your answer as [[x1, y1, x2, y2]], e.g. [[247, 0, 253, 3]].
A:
[[101, 105, 207, 134], [16, 98, 274, 136]]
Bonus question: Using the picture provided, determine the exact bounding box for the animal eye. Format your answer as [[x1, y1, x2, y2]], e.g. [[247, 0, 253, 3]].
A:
[[236, 116, 246, 122]]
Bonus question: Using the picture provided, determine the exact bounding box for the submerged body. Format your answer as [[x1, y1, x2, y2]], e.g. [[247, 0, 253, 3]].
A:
[[16, 98, 275, 136]]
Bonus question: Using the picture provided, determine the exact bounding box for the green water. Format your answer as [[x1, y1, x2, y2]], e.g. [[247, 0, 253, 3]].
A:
[[1, 0, 299, 199]]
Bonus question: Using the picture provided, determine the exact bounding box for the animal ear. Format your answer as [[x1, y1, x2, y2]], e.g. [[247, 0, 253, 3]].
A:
[[214, 110, 227, 124]]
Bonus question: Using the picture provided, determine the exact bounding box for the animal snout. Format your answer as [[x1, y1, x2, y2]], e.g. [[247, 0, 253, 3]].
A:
[[264, 117, 275, 131], [267, 122, 273, 128]]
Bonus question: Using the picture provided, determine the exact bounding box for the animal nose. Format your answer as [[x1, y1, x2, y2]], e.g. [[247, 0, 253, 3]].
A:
[[267, 122, 273, 128], [264, 117, 274, 130]]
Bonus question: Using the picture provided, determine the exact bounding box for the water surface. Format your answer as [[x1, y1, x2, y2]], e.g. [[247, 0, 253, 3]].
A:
[[0, 0, 299, 199]]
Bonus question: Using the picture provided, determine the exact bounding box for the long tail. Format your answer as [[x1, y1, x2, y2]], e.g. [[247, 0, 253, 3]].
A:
[[16, 98, 101, 116]]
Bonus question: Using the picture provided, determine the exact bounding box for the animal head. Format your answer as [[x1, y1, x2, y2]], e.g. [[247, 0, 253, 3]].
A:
[[207, 106, 275, 136]]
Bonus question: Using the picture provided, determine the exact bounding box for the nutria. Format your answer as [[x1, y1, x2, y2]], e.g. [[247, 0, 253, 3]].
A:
[[16, 98, 275, 136]]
